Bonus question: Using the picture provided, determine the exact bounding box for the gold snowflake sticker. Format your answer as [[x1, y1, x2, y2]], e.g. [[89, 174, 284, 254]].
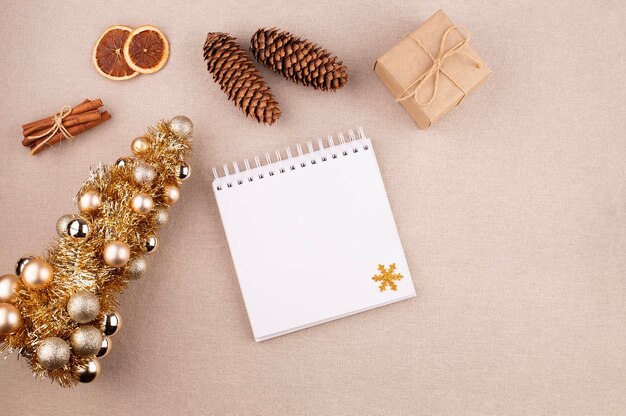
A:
[[372, 263, 403, 292]]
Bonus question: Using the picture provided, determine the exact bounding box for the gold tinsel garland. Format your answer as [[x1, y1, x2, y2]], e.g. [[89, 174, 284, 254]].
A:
[[0, 116, 192, 387]]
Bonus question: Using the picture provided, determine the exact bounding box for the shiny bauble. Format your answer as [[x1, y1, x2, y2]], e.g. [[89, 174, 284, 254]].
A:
[[96, 337, 112, 358], [56, 214, 75, 237], [115, 157, 133, 168], [131, 136, 151, 156], [74, 357, 101, 383], [36, 337, 70, 370], [131, 193, 154, 215], [103, 241, 131, 268], [169, 115, 193, 137], [21, 258, 54, 289], [0, 274, 21, 303], [15, 256, 34, 277], [102, 312, 122, 337], [70, 325, 103, 357], [133, 163, 157, 185], [67, 290, 100, 324], [163, 183, 180, 205], [0, 303, 23, 335], [178, 162, 191, 181], [67, 218, 90, 238], [78, 189, 102, 214], [144, 235, 159, 254], [126, 255, 147, 280], [154, 206, 169, 227]]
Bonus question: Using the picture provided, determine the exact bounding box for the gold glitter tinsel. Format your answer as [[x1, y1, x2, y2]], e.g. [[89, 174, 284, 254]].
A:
[[0, 117, 192, 386]]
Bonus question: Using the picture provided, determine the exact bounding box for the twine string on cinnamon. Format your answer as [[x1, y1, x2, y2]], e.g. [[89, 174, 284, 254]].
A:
[[27, 105, 75, 154], [396, 25, 482, 106]]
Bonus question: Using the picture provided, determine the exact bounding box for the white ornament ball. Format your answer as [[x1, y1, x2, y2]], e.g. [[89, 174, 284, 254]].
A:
[[133, 163, 157, 185], [37, 337, 71, 370], [169, 115, 193, 137], [67, 290, 100, 324], [70, 325, 103, 357], [103, 241, 131, 268]]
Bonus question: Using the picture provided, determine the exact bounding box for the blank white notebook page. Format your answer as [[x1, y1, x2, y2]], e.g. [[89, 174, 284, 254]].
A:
[[212, 131, 415, 341]]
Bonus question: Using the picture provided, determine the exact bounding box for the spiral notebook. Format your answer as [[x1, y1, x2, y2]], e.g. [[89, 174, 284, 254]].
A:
[[212, 129, 415, 341]]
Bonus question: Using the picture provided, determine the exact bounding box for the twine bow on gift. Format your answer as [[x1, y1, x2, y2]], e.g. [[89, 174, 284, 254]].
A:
[[396, 25, 483, 106], [27, 105, 74, 155]]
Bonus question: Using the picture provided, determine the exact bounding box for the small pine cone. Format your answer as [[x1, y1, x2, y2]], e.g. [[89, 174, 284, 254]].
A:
[[250, 28, 348, 91], [203, 32, 280, 125]]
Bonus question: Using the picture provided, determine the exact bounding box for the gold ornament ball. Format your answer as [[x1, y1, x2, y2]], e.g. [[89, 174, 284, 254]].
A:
[[74, 357, 101, 383], [67, 218, 90, 238], [0, 274, 21, 304], [154, 207, 169, 227], [131, 193, 154, 215], [67, 290, 100, 324], [133, 163, 157, 185], [78, 189, 102, 214], [169, 115, 193, 137], [102, 312, 122, 337], [21, 258, 54, 289], [36, 337, 71, 370], [103, 241, 131, 268], [163, 183, 180, 205], [56, 214, 75, 237], [126, 255, 147, 280], [0, 303, 23, 335], [144, 235, 159, 254], [70, 325, 103, 357], [178, 162, 191, 181], [15, 256, 34, 277], [96, 337, 112, 358], [131, 136, 151, 156]]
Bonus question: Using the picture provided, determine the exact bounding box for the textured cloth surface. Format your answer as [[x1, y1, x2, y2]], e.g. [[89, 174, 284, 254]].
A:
[[0, 1, 624, 415]]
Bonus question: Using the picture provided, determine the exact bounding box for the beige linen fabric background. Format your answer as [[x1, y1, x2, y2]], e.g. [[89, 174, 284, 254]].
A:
[[0, 1, 624, 415]]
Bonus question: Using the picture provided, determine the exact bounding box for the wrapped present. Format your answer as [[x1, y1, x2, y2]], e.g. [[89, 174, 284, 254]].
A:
[[374, 10, 491, 129]]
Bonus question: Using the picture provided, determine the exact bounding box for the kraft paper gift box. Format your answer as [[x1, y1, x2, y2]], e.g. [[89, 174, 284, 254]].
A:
[[374, 10, 491, 129]]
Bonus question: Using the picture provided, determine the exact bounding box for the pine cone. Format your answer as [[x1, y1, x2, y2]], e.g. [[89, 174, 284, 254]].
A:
[[203, 32, 280, 125], [250, 28, 348, 91]]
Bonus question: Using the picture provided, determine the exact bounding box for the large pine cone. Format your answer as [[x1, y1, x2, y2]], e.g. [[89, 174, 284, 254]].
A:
[[203, 32, 280, 125], [250, 28, 348, 91]]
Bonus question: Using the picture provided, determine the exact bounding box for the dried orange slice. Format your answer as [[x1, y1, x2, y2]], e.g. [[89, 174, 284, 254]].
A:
[[92, 25, 139, 81], [123, 25, 170, 74]]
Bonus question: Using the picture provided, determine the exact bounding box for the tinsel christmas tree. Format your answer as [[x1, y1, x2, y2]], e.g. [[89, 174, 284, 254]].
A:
[[0, 116, 193, 386]]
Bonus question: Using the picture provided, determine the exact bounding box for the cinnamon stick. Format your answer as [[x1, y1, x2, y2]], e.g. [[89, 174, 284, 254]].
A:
[[30, 111, 111, 156], [22, 110, 103, 146], [21, 99, 103, 135]]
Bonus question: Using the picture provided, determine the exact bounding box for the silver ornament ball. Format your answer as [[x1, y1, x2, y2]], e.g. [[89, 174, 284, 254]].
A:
[[70, 325, 103, 357], [67, 290, 100, 324], [15, 256, 34, 277], [74, 357, 101, 383], [102, 312, 122, 337], [169, 115, 193, 137], [67, 218, 90, 238], [133, 163, 157, 185], [178, 162, 191, 181], [96, 337, 112, 358], [56, 214, 75, 237], [115, 157, 133, 168], [144, 235, 159, 254], [36, 337, 71, 370], [126, 255, 147, 280]]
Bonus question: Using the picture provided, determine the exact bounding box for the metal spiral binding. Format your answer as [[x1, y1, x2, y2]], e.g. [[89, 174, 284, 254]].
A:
[[212, 128, 369, 191]]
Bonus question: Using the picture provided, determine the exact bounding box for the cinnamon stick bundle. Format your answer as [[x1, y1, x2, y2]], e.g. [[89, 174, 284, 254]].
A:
[[21, 98, 111, 156]]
